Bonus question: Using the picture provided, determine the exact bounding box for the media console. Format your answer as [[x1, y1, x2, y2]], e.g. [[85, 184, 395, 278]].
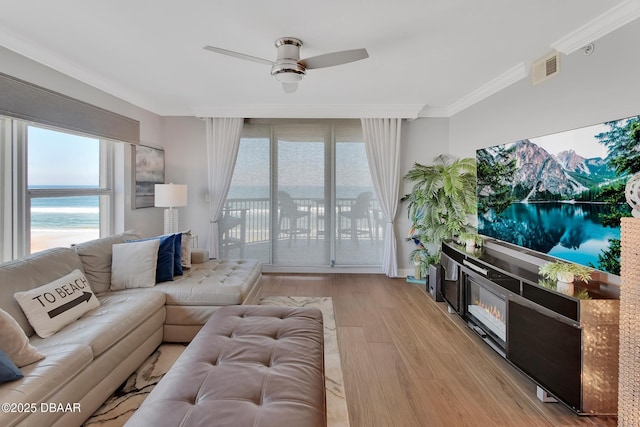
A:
[[439, 240, 620, 415]]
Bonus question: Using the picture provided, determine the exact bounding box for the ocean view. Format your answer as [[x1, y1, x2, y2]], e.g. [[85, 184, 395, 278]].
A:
[[29, 190, 101, 252], [31, 196, 99, 230]]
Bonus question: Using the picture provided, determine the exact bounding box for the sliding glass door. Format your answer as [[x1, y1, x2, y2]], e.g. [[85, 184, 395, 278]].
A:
[[223, 120, 382, 269], [274, 125, 329, 266]]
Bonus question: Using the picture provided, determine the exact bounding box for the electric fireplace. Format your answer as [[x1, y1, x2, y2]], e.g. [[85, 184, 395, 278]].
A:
[[466, 273, 507, 348], [461, 259, 519, 355]]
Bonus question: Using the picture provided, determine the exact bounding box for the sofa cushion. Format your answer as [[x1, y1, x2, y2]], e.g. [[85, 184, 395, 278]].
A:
[[73, 230, 142, 295], [14, 269, 100, 338], [0, 309, 45, 367], [0, 349, 23, 383], [30, 291, 166, 358], [0, 247, 84, 336], [0, 344, 92, 427], [128, 259, 262, 306], [111, 239, 159, 290]]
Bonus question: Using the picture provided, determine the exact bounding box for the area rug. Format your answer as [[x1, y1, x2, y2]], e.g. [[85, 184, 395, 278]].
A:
[[83, 297, 348, 427]]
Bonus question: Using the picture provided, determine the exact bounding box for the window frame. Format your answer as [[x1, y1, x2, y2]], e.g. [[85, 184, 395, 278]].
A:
[[2, 118, 114, 259]]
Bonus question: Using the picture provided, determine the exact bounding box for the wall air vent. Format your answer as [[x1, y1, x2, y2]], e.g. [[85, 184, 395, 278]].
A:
[[531, 52, 560, 85]]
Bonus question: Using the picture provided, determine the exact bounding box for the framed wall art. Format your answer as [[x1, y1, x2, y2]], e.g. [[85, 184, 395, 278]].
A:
[[133, 145, 164, 209]]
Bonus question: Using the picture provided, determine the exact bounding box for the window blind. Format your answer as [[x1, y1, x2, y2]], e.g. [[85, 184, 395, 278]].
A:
[[0, 72, 140, 144]]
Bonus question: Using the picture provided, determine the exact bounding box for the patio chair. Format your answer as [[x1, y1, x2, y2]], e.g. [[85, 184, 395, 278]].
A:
[[338, 191, 374, 245], [277, 191, 311, 245], [220, 208, 247, 258]]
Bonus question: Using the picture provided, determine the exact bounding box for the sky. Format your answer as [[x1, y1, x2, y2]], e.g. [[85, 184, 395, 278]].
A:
[[530, 123, 609, 159], [28, 126, 100, 186]]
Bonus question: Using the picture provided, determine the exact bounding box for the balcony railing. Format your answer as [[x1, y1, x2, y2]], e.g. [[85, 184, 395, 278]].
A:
[[220, 196, 383, 247]]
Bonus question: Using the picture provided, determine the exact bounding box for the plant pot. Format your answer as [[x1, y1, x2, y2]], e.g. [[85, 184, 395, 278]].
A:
[[556, 281, 574, 296], [556, 272, 575, 284]]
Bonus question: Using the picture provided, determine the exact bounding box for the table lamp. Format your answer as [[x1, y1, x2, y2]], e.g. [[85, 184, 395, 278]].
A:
[[154, 183, 188, 234]]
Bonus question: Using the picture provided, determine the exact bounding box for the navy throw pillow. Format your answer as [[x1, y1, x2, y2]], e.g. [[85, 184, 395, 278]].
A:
[[0, 348, 23, 383]]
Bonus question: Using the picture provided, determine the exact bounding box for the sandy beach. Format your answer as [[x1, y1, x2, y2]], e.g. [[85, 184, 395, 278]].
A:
[[31, 228, 99, 253]]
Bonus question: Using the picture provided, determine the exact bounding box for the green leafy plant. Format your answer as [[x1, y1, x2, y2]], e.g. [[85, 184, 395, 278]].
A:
[[539, 261, 593, 283], [476, 146, 517, 216], [402, 155, 477, 256]]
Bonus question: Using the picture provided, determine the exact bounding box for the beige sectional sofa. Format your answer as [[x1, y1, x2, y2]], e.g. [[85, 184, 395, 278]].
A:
[[0, 231, 262, 427]]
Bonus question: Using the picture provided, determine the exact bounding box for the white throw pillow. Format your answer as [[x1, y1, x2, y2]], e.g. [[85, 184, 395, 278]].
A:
[[14, 269, 101, 339], [110, 239, 160, 290], [0, 308, 45, 367]]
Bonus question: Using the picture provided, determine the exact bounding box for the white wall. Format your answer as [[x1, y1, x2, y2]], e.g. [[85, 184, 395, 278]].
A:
[[0, 46, 165, 237], [161, 117, 210, 245], [448, 18, 640, 157]]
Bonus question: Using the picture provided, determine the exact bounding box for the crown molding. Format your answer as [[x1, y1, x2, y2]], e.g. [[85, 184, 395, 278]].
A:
[[419, 62, 527, 118], [0, 26, 163, 115], [415, 106, 450, 118], [552, 0, 640, 54], [189, 104, 424, 119], [422, 1, 640, 118]]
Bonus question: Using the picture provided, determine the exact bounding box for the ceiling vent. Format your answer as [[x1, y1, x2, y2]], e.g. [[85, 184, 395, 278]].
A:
[[531, 52, 560, 85]]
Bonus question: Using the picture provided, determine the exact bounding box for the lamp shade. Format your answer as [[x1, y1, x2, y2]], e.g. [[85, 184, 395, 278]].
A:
[[154, 183, 188, 208]]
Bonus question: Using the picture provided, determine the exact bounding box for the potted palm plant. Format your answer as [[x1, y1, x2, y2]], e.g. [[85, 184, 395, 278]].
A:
[[402, 154, 477, 273]]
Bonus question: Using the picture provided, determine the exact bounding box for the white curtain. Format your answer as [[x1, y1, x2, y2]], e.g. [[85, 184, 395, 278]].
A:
[[205, 117, 244, 258], [361, 118, 402, 277]]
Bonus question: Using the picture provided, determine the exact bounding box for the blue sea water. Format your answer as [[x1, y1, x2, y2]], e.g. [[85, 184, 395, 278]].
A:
[[31, 196, 99, 229]]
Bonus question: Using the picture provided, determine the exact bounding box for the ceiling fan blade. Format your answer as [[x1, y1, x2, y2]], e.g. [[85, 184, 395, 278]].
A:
[[203, 45, 273, 66], [282, 82, 298, 94], [299, 48, 369, 70]]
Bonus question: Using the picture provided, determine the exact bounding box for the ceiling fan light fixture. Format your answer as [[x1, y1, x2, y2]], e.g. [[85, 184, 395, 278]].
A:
[[204, 36, 369, 90], [271, 62, 306, 83]]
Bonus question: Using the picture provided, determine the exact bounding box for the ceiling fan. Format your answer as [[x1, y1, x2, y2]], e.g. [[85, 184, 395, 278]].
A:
[[203, 37, 369, 93]]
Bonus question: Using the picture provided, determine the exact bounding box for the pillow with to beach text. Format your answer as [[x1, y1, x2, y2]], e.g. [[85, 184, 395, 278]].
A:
[[14, 269, 100, 339]]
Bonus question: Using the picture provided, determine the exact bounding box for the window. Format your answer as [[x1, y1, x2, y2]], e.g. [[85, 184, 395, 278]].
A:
[[223, 120, 383, 268], [0, 118, 114, 260]]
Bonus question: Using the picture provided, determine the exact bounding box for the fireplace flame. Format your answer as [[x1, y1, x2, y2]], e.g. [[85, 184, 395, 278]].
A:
[[473, 298, 505, 324]]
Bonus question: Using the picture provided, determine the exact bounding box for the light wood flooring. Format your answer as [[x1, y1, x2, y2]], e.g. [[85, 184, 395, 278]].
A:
[[260, 273, 618, 427]]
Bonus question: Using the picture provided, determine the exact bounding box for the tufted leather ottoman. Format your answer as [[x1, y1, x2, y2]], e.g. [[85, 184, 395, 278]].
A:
[[126, 305, 326, 427]]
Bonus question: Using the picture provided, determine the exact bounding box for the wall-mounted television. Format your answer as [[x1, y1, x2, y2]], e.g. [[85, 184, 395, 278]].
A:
[[476, 114, 639, 275]]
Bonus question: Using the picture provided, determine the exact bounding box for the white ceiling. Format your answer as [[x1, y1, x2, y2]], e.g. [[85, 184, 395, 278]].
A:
[[0, 0, 639, 118]]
